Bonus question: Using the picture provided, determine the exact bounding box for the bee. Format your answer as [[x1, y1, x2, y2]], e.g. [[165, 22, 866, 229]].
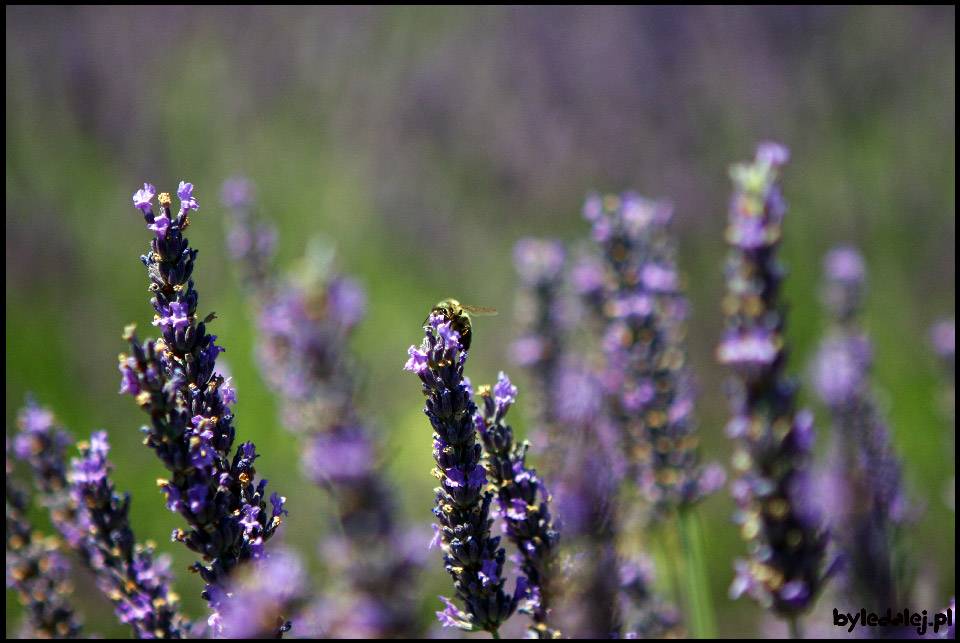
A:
[[424, 299, 498, 351]]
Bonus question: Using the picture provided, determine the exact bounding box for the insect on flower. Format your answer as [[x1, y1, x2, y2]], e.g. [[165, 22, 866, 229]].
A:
[[423, 299, 498, 351]]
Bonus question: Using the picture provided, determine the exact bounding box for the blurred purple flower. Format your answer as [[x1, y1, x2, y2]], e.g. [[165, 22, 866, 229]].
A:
[[221, 178, 422, 637], [811, 246, 909, 624], [6, 427, 84, 639], [219, 548, 308, 638], [718, 144, 832, 617]]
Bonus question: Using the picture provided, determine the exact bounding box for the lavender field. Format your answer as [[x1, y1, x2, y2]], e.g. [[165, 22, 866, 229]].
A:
[[6, 7, 954, 638]]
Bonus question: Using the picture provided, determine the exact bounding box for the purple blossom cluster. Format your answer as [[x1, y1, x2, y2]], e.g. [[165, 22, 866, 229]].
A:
[[221, 179, 423, 638], [810, 246, 907, 625], [580, 192, 724, 519], [68, 431, 186, 637], [405, 315, 527, 635], [475, 371, 561, 638], [6, 430, 82, 639], [618, 554, 683, 638], [718, 143, 833, 619], [547, 363, 625, 638], [509, 198, 712, 636], [10, 399, 185, 638], [118, 182, 286, 633], [218, 548, 308, 638], [510, 239, 626, 637], [510, 238, 569, 472]]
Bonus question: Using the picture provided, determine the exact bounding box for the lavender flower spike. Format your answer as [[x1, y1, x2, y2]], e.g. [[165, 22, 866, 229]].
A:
[[69, 431, 186, 638], [12, 398, 185, 638], [221, 178, 422, 638], [718, 143, 832, 620], [510, 238, 569, 479], [476, 371, 561, 638], [810, 245, 907, 625], [581, 192, 723, 519], [119, 183, 286, 633], [405, 315, 527, 634], [6, 435, 83, 639]]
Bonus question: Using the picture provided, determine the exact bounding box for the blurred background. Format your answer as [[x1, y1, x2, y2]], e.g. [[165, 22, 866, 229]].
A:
[[6, 6, 954, 638]]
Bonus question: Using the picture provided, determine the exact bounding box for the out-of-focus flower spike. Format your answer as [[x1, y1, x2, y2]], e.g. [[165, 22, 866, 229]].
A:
[[6, 432, 84, 639], [717, 144, 832, 621], [221, 178, 422, 637]]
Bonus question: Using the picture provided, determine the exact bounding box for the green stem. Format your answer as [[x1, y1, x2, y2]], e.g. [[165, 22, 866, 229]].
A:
[[491, 629, 500, 639], [678, 506, 718, 638], [788, 615, 803, 639]]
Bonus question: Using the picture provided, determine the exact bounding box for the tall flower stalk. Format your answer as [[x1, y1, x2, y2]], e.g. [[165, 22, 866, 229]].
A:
[[548, 362, 625, 638], [221, 178, 423, 637], [581, 193, 721, 518], [810, 246, 907, 626], [717, 143, 832, 633], [6, 420, 83, 639], [118, 183, 286, 634], [11, 398, 186, 638], [512, 239, 626, 637], [579, 193, 721, 636], [405, 314, 527, 636], [475, 371, 561, 638], [69, 431, 187, 638], [511, 238, 569, 477]]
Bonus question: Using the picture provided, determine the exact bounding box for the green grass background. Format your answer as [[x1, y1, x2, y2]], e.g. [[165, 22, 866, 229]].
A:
[[6, 6, 954, 638]]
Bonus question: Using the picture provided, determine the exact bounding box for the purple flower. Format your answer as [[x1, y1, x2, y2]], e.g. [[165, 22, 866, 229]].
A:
[[718, 143, 831, 617], [269, 492, 288, 517], [571, 253, 606, 296], [326, 275, 367, 329], [219, 548, 308, 638], [513, 238, 565, 287], [6, 431, 84, 639], [810, 334, 870, 407], [493, 370, 518, 413], [133, 183, 155, 212], [151, 300, 191, 330], [120, 183, 284, 631], [582, 190, 721, 517], [437, 596, 473, 630], [148, 210, 171, 240], [12, 399, 187, 638], [177, 180, 199, 212], [221, 178, 421, 637], [931, 318, 956, 357], [220, 176, 254, 210], [406, 316, 526, 635], [476, 371, 561, 637], [811, 247, 908, 624], [820, 245, 867, 322], [302, 427, 374, 484], [618, 555, 682, 637], [553, 365, 604, 426], [68, 431, 187, 637], [755, 141, 790, 166]]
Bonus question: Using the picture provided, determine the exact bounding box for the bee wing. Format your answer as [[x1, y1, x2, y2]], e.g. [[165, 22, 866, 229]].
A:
[[459, 305, 498, 316]]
